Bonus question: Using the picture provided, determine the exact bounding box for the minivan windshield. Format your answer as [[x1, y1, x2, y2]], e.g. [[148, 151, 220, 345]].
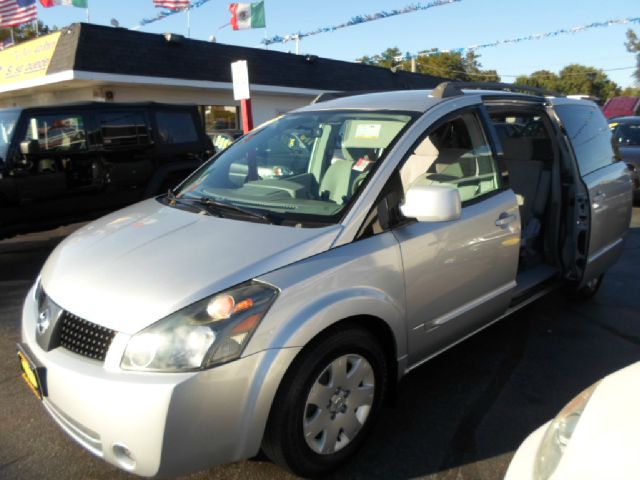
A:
[[0, 110, 20, 163], [174, 111, 414, 225]]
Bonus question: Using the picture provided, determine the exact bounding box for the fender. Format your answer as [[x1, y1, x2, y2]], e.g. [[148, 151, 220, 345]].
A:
[[248, 230, 408, 362], [254, 287, 406, 360]]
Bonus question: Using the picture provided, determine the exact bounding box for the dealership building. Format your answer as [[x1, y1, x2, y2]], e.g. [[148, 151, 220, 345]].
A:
[[0, 23, 446, 132]]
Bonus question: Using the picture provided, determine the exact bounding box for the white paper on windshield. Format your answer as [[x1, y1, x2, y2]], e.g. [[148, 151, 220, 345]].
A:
[[354, 124, 381, 139]]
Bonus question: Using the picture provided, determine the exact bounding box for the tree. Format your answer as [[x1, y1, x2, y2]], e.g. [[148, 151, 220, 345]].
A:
[[357, 48, 500, 81], [621, 86, 640, 97], [515, 70, 559, 92], [516, 65, 620, 101], [0, 21, 54, 45], [625, 29, 640, 84], [357, 47, 403, 69]]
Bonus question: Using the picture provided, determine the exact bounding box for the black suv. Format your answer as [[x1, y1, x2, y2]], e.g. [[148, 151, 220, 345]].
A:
[[0, 102, 213, 237]]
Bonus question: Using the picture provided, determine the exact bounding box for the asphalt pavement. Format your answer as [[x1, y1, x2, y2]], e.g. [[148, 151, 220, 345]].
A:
[[1, 209, 639, 480]]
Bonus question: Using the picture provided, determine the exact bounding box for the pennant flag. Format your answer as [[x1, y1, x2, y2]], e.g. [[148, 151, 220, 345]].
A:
[[153, 0, 190, 10], [0, 0, 38, 28], [0, 36, 15, 50], [40, 0, 87, 7], [229, 1, 265, 30]]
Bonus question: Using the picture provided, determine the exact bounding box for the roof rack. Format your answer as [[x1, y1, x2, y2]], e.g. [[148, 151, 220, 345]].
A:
[[431, 81, 558, 99], [311, 90, 382, 104]]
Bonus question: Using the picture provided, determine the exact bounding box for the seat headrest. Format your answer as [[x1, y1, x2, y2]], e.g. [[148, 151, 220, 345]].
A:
[[501, 137, 533, 161]]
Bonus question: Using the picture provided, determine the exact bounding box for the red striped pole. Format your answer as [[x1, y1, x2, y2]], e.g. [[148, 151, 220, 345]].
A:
[[241, 98, 253, 134]]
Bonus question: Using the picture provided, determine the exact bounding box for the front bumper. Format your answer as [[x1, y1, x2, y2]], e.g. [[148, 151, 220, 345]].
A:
[[20, 284, 300, 477], [504, 422, 547, 480]]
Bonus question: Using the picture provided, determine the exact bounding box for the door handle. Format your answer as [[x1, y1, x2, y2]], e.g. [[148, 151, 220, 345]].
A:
[[495, 213, 517, 228]]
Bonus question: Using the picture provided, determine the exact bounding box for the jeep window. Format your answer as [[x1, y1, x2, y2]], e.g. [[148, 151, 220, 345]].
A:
[[0, 110, 19, 162], [554, 104, 615, 175], [23, 114, 87, 152], [98, 112, 149, 147], [400, 112, 500, 203], [174, 111, 414, 225], [156, 111, 199, 144]]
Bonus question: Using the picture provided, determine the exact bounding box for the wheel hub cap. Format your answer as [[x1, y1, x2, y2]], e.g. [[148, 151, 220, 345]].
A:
[[302, 354, 375, 455]]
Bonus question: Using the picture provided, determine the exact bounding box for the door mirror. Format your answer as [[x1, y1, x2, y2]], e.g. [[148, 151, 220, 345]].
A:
[[400, 184, 461, 222], [20, 140, 40, 156]]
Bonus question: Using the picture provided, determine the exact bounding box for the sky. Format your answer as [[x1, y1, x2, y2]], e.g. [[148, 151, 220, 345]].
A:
[[33, 0, 640, 88]]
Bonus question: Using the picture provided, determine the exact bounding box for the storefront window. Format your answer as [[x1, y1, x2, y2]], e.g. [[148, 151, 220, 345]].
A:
[[203, 105, 239, 133]]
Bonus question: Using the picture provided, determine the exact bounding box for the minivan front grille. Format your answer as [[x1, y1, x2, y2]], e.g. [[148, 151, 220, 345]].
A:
[[58, 312, 116, 362]]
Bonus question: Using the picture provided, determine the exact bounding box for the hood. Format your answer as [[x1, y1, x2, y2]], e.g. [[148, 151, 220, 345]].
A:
[[41, 199, 341, 334]]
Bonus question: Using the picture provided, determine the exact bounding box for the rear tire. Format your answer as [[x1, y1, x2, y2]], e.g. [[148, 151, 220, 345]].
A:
[[261, 326, 388, 478]]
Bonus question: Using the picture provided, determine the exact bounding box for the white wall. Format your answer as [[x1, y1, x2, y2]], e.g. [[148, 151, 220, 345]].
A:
[[0, 86, 94, 108], [0, 82, 315, 128]]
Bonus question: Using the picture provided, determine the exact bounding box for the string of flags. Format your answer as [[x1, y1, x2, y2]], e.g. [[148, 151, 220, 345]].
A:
[[1, 0, 639, 65], [401, 16, 640, 59], [261, 0, 461, 46]]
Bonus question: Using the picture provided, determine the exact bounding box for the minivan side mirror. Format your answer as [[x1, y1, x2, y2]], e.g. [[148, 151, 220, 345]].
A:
[[20, 140, 40, 156], [400, 184, 461, 222]]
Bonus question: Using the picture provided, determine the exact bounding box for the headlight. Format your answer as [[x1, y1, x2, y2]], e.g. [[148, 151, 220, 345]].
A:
[[121, 281, 278, 372], [534, 381, 601, 480]]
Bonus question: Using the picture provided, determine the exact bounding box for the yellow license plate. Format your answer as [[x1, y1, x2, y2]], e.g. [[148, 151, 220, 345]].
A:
[[18, 350, 42, 400]]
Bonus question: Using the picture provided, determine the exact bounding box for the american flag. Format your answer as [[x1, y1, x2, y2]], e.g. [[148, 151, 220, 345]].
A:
[[0, 0, 38, 28], [153, 0, 190, 10]]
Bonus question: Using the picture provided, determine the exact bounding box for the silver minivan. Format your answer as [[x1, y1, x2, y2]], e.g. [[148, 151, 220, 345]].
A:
[[18, 84, 633, 478]]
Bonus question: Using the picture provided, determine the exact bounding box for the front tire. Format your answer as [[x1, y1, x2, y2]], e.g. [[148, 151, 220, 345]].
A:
[[569, 273, 604, 301], [262, 326, 388, 478]]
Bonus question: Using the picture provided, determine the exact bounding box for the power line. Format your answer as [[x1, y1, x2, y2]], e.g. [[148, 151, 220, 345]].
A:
[[402, 17, 640, 57], [390, 61, 636, 79]]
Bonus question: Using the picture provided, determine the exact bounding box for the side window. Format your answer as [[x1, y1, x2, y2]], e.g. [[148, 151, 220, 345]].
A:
[[24, 114, 87, 152], [98, 112, 149, 148], [554, 104, 614, 175], [155, 111, 199, 145], [399, 111, 500, 203]]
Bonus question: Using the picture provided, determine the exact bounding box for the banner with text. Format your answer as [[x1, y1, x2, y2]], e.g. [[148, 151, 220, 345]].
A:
[[0, 31, 62, 87]]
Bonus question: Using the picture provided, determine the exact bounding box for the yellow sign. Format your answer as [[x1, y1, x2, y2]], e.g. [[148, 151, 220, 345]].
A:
[[0, 31, 62, 87]]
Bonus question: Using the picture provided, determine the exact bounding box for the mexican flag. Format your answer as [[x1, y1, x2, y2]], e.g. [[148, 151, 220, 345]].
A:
[[40, 0, 88, 7], [229, 1, 265, 30]]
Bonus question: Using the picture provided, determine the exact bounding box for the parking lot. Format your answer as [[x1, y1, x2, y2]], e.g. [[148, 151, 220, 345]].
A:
[[1, 207, 639, 480]]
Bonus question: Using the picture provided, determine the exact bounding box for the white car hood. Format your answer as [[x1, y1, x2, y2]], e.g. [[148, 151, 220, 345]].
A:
[[41, 199, 341, 334], [552, 361, 640, 480]]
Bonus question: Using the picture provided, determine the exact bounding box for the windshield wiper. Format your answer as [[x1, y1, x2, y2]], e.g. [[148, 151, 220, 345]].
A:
[[199, 196, 272, 224], [165, 191, 273, 223], [164, 191, 222, 217]]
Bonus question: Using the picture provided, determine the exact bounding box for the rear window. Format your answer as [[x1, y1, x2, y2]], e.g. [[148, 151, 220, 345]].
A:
[[155, 111, 199, 144], [98, 112, 150, 147], [612, 122, 640, 146], [554, 104, 615, 175]]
